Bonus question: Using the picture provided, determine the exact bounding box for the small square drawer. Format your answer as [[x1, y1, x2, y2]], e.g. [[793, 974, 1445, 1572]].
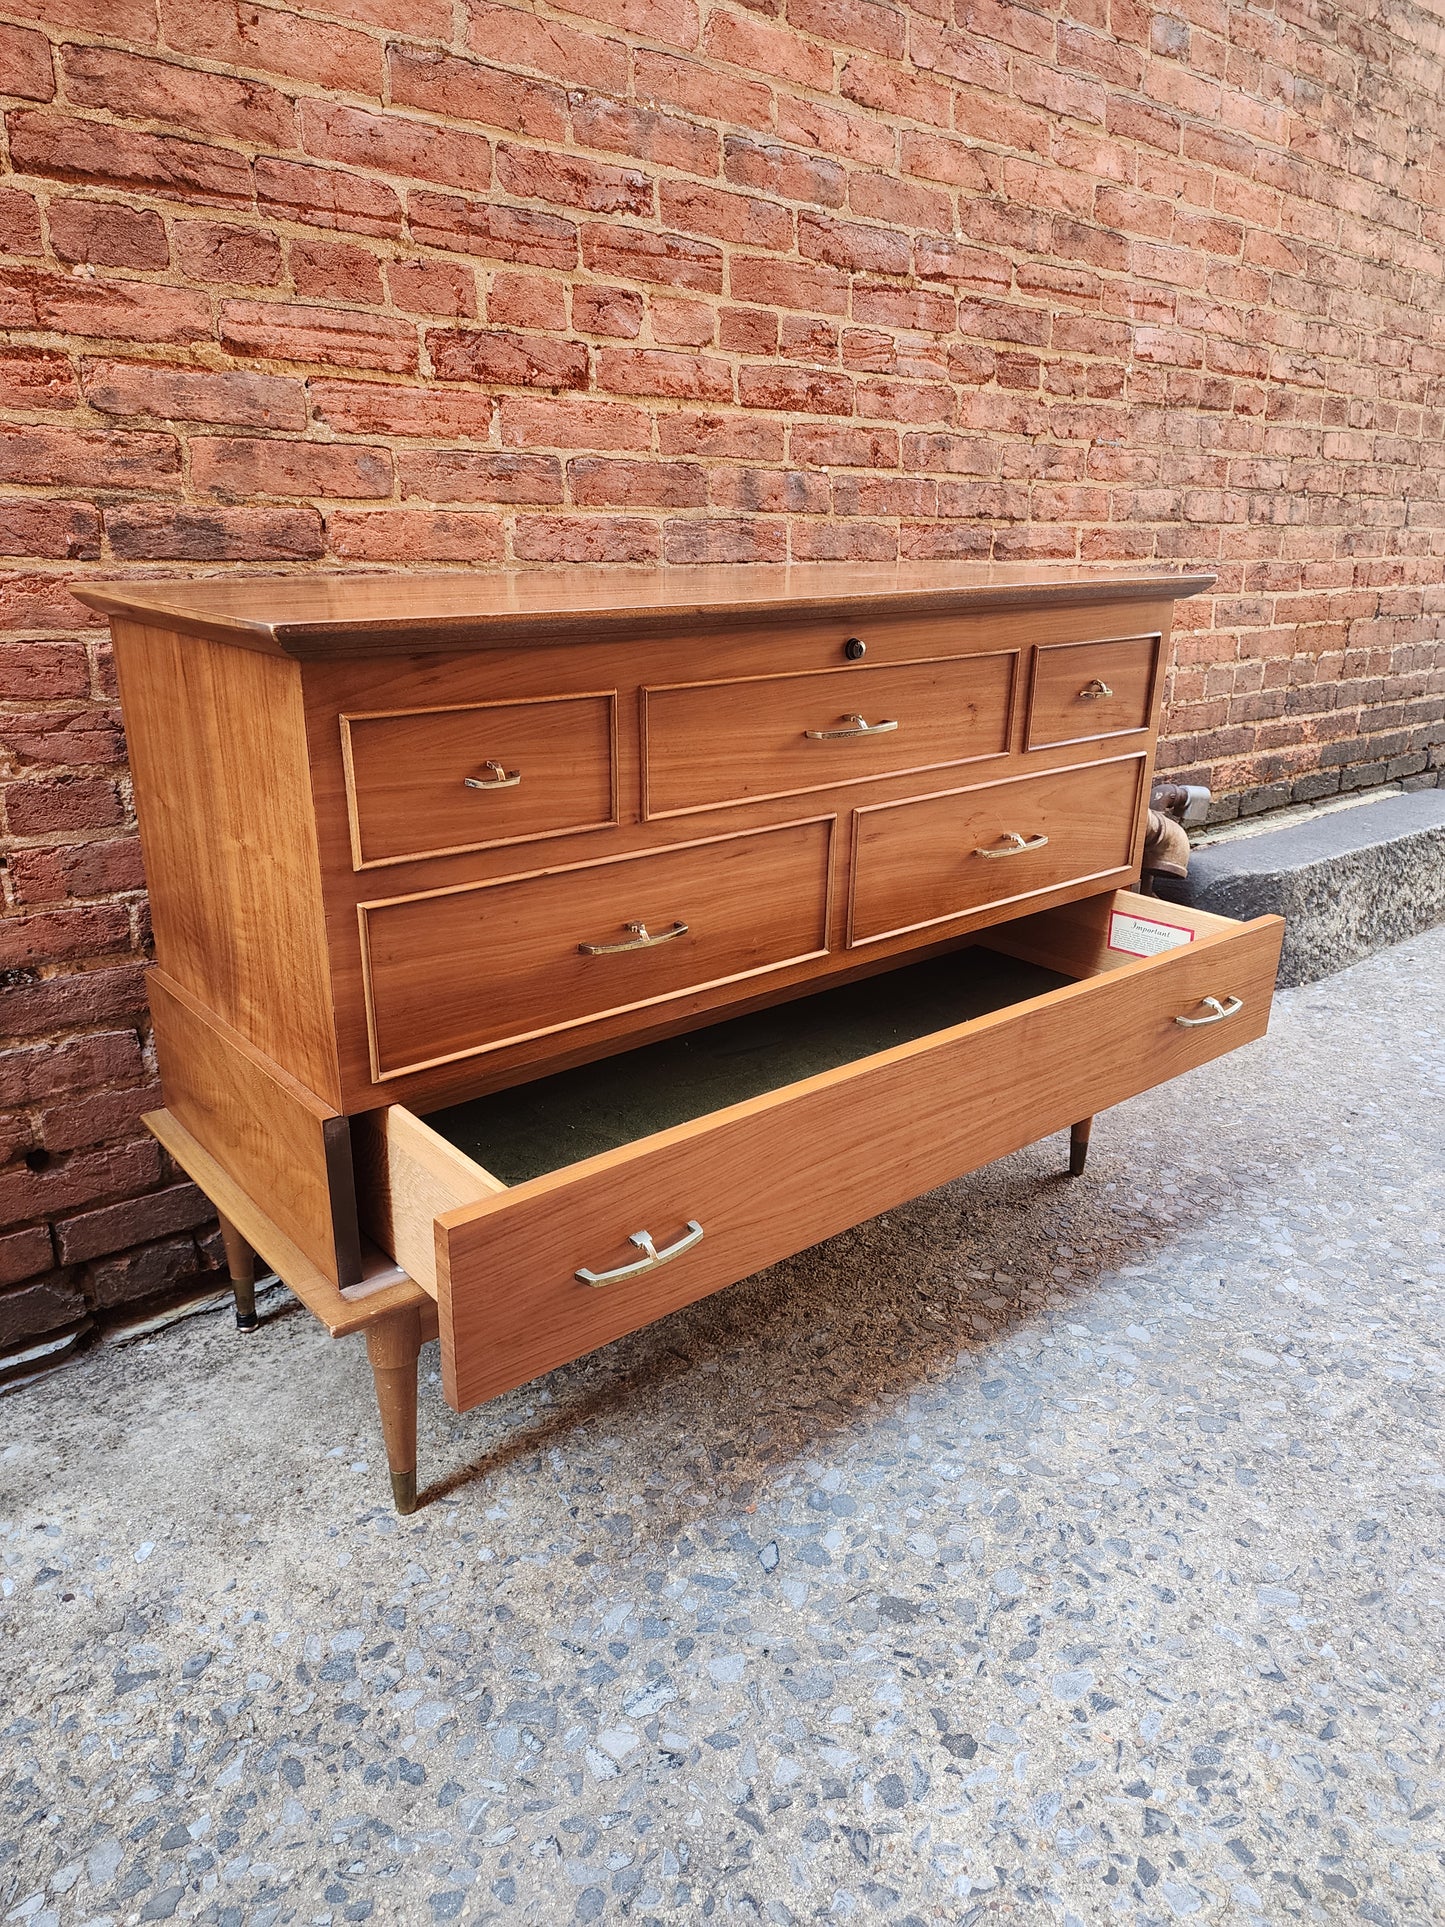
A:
[[643, 649, 1016, 817], [353, 891, 1283, 1411], [359, 816, 834, 1079], [1025, 634, 1159, 749], [341, 693, 617, 868], [849, 756, 1144, 946]]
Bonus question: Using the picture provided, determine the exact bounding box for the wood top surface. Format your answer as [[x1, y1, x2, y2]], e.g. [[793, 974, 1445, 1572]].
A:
[[73, 560, 1217, 658]]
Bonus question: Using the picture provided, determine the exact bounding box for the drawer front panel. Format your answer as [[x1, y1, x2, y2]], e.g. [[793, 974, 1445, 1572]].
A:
[[849, 757, 1144, 946], [1026, 634, 1158, 749], [436, 907, 1283, 1410], [643, 650, 1016, 816], [361, 817, 834, 1078], [342, 693, 616, 868]]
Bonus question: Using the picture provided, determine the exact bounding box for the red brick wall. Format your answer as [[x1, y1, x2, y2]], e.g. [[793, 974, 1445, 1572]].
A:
[[2, 0, 1443, 1344]]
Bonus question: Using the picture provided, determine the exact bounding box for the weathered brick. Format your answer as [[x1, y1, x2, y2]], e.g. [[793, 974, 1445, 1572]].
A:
[[572, 285, 644, 338], [0, 22, 54, 100], [581, 225, 724, 292], [8, 835, 141, 901], [83, 359, 305, 430], [0, 500, 102, 560], [310, 380, 494, 439], [0, 640, 90, 701], [0, 423, 178, 490], [389, 259, 477, 318], [325, 508, 506, 561], [427, 327, 588, 389], [594, 347, 732, 401], [0, 348, 75, 411], [0, 1140, 159, 1234], [40, 1080, 160, 1153], [466, 2, 628, 94], [408, 191, 576, 268], [498, 396, 651, 450], [7, 111, 254, 205], [106, 504, 326, 560], [0, 190, 43, 258], [62, 45, 296, 149], [496, 142, 652, 216], [512, 514, 661, 562], [387, 44, 567, 140], [173, 219, 283, 285], [300, 98, 493, 194], [191, 434, 392, 500], [723, 135, 845, 208], [568, 457, 706, 508], [55, 1179, 212, 1264], [87, 1232, 214, 1310], [255, 158, 403, 238], [158, 0, 384, 97], [1, 963, 149, 1039], [47, 199, 169, 270], [0, 1270, 82, 1336], [398, 449, 563, 503], [219, 300, 418, 372], [571, 94, 718, 176], [290, 239, 385, 305]]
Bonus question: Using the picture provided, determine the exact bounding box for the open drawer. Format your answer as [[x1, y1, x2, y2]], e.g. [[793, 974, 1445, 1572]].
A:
[[353, 891, 1283, 1412]]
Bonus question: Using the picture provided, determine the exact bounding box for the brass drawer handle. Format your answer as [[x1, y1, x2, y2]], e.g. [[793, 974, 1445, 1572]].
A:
[[804, 713, 899, 740], [974, 831, 1049, 858], [463, 760, 521, 789], [578, 919, 688, 956], [576, 1220, 704, 1287], [1175, 994, 1243, 1027], [1079, 678, 1113, 699]]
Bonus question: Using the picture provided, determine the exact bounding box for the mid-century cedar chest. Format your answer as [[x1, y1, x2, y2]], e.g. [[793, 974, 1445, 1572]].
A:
[[75, 562, 1283, 1511]]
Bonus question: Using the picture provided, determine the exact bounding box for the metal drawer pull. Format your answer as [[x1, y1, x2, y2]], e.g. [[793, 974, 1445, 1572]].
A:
[[804, 713, 899, 740], [974, 831, 1049, 858], [1079, 678, 1113, 699], [578, 919, 688, 956], [576, 1220, 704, 1287], [1175, 994, 1243, 1027], [463, 760, 521, 789]]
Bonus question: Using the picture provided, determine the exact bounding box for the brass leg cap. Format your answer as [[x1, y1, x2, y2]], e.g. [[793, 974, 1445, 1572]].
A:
[[390, 1470, 418, 1515], [235, 1310, 260, 1332]]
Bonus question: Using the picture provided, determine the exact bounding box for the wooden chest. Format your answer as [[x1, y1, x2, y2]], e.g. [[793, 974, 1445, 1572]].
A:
[[76, 563, 1282, 1510]]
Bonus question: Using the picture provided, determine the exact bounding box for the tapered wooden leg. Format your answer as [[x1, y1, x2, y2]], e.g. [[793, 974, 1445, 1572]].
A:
[[1069, 1117, 1093, 1178], [365, 1306, 423, 1515], [217, 1212, 259, 1331]]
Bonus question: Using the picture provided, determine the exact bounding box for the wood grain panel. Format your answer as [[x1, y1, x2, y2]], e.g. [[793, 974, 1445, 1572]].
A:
[[643, 650, 1015, 817], [849, 756, 1145, 946], [342, 691, 617, 868], [435, 907, 1284, 1410], [353, 1105, 503, 1296], [1026, 634, 1159, 749], [359, 816, 836, 1080], [111, 619, 341, 1103], [148, 971, 361, 1287]]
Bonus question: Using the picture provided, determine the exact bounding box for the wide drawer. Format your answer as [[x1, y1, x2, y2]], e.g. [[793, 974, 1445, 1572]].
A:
[[342, 692, 617, 868], [354, 892, 1282, 1410], [1026, 633, 1158, 749], [359, 816, 834, 1079], [849, 755, 1144, 945], [643, 649, 1016, 816]]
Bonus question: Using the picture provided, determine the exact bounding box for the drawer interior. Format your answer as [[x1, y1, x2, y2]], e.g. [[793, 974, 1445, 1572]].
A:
[[423, 946, 1070, 1186], [353, 891, 1267, 1301]]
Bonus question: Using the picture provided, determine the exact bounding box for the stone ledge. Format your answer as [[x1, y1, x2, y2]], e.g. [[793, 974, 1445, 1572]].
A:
[[1156, 789, 1445, 987]]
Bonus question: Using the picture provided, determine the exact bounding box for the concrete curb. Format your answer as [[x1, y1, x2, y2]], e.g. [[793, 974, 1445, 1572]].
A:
[[1156, 789, 1445, 986]]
